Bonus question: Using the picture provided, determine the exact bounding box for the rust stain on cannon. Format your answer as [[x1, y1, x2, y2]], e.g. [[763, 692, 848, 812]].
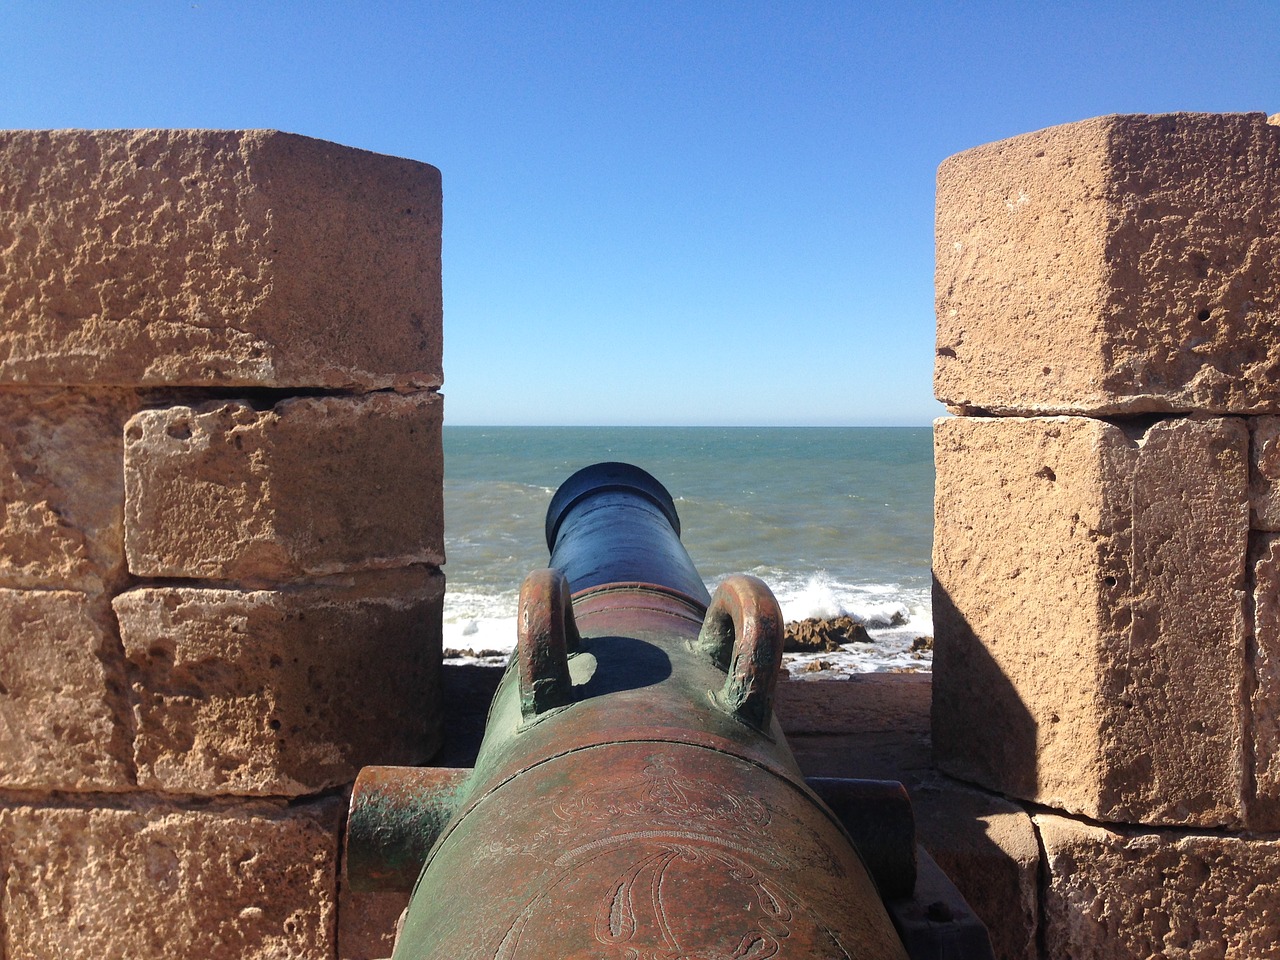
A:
[[347, 462, 961, 958]]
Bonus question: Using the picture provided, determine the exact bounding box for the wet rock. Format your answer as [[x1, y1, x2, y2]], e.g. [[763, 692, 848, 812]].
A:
[[784, 616, 872, 652]]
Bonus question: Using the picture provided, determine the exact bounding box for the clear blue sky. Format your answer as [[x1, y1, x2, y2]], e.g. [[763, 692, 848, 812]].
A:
[[2, 3, 1277, 425]]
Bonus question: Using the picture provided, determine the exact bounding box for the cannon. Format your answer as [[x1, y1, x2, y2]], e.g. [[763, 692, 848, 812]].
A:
[[347, 462, 994, 959]]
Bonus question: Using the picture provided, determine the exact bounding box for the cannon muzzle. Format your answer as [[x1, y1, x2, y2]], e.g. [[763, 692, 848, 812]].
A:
[[347, 463, 994, 959], [545, 460, 711, 603]]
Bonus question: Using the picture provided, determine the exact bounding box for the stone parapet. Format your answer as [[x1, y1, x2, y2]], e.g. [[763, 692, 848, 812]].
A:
[[933, 415, 1250, 827], [779, 677, 1038, 960], [123, 392, 444, 581], [933, 111, 1280, 955], [115, 568, 444, 797], [1035, 812, 1280, 959], [936, 112, 1280, 416], [0, 589, 133, 791], [0, 389, 138, 592], [0, 795, 343, 959], [0, 129, 442, 390], [0, 129, 446, 958]]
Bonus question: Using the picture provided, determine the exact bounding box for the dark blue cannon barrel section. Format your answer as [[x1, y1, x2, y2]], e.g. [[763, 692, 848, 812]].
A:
[[545, 461, 713, 606]]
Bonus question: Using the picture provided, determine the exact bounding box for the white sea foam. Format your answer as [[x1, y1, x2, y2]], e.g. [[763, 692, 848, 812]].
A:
[[442, 589, 520, 657], [764, 570, 932, 676], [442, 570, 932, 675], [767, 571, 918, 626]]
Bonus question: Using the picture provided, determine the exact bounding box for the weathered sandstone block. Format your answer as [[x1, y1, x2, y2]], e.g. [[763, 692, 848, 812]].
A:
[[1035, 812, 1280, 959], [0, 796, 342, 959], [114, 568, 444, 796], [933, 415, 1249, 826], [0, 589, 132, 790], [936, 112, 1280, 415], [0, 389, 135, 591], [1251, 417, 1280, 530], [1249, 534, 1280, 830], [0, 129, 441, 388], [124, 391, 443, 580]]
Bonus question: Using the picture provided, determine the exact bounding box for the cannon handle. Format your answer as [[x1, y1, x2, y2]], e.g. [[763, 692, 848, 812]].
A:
[[517, 568, 581, 719], [698, 574, 785, 730]]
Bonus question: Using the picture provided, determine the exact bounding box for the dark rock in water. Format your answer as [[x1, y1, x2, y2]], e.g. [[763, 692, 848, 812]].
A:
[[866, 609, 908, 628], [910, 636, 934, 653], [784, 616, 873, 652]]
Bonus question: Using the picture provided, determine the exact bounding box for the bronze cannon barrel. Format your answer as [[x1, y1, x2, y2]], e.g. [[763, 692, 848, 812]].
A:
[[347, 463, 990, 959]]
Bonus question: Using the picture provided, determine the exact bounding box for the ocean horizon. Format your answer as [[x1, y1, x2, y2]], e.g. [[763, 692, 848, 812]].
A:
[[441, 425, 935, 675]]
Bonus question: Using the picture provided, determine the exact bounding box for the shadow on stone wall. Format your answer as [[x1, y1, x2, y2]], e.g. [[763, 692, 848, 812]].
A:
[[930, 577, 1040, 802]]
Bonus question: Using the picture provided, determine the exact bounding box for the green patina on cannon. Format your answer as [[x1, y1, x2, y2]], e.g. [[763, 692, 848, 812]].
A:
[[346, 462, 993, 959]]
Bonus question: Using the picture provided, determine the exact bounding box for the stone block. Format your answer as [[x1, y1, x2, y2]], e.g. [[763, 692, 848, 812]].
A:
[[1249, 534, 1280, 829], [0, 589, 132, 791], [124, 391, 443, 581], [912, 777, 1039, 960], [1035, 812, 1280, 959], [114, 568, 444, 796], [0, 389, 135, 591], [776, 673, 932, 735], [780, 675, 933, 785], [0, 796, 342, 959], [936, 112, 1280, 415], [1251, 417, 1280, 530], [933, 415, 1250, 826], [338, 886, 408, 960], [0, 129, 441, 389]]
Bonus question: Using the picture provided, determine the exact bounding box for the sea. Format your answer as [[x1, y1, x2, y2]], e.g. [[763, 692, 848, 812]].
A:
[[442, 426, 934, 676]]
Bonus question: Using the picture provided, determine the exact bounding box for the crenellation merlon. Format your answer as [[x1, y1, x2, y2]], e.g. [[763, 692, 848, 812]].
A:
[[936, 112, 1280, 417], [0, 128, 442, 390]]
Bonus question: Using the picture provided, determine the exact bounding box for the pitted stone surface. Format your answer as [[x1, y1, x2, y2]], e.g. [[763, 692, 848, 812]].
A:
[[114, 568, 444, 796], [0, 589, 132, 791], [936, 112, 1280, 415], [933, 415, 1249, 826], [0, 389, 136, 591], [123, 391, 443, 580], [1036, 812, 1280, 959], [0, 796, 341, 959], [0, 129, 441, 388]]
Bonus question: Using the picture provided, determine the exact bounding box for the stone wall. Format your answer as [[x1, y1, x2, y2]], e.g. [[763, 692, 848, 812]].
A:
[[0, 130, 444, 958], [932, 112, 1280, 958]]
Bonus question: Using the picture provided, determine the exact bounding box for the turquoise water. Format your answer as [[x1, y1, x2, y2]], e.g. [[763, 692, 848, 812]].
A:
[[442, 426, 934, 672]]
